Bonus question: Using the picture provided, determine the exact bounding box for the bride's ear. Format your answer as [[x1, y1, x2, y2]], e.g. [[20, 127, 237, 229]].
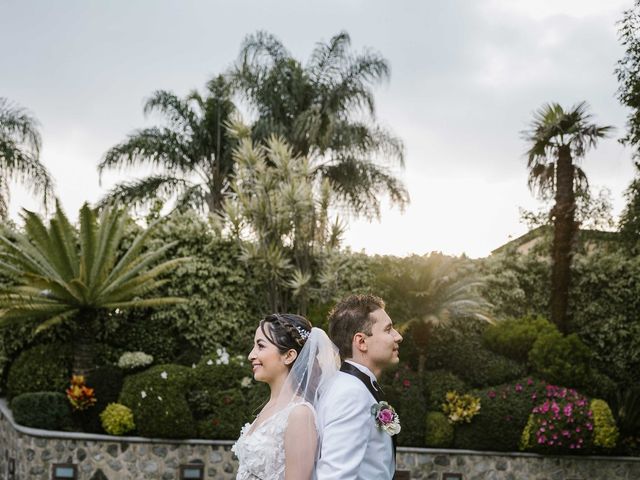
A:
[[283, 349, 298, 366]]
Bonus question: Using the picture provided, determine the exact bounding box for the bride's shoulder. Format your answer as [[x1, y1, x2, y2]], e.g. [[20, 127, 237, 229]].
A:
[[287, 402, 316, 423]]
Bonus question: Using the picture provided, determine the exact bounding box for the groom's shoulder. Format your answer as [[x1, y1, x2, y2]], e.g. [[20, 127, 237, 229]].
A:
[[325, 371, 371, 400]]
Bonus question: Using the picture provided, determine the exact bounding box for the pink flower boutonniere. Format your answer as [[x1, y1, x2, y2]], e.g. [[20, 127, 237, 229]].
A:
[[371, 401, 401, 436]]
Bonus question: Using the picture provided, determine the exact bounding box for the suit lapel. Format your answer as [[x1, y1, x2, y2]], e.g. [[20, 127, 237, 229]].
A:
[[339, 362, 397, 459]]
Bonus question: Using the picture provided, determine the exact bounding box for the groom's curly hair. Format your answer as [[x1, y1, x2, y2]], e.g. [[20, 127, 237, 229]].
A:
[[328, 294, 385, 359]]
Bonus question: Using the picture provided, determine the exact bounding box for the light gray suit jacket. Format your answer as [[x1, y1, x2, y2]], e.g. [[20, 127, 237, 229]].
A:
[[315, 362, 395, 480]]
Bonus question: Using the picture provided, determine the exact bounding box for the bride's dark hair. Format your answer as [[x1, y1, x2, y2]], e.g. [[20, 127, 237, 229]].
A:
[[260, 313, 312, 356]]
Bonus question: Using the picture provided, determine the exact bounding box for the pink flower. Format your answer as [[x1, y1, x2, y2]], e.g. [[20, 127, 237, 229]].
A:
[[563, 404, 573, 417], [402, 379, 411, 389], [527, 378, 534, 386], [377, 408, 394, 424], [488, 390, 496, 399], [515, 384, 523, 393]]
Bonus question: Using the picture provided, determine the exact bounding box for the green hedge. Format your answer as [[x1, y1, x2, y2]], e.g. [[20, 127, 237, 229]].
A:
[[7, 343, 71, 400], [422, 370, 469, 411], [425, 411, 454, 448], [453, 378, 545, 452], [425, 325, 525, 388], [11, 392, 72, 430], [119, 364, 195, 439], [483, 316, 557, 364], [384, 367, 426, 447]]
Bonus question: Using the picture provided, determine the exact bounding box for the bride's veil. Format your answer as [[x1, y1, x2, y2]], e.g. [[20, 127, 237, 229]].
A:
[[274, 327, 340, 474]]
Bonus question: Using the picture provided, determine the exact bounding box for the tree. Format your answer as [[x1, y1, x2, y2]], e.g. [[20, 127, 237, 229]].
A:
[[0, 98, 54, 219], [0, 202, 187, 375], [619, 165, 640, 252], [523, 102, 612, 334], [372, 253, 491, 374], [232, 31, 409, 218], [216, 128, 343, 315], [98, 75, 238, 213]]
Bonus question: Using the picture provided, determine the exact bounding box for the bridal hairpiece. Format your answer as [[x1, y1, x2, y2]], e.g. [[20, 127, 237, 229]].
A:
[[296, 325, 310, 340]]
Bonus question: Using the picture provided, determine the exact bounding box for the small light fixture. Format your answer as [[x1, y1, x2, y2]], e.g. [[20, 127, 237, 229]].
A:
[[442, 474, 463, 480], [179, 464, 204, 480], [52, 463, 77, 479], [8, 457, 15, 479]]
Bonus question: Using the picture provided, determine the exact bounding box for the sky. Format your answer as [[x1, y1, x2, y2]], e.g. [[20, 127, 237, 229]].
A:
[[1, 0, 637, 258]]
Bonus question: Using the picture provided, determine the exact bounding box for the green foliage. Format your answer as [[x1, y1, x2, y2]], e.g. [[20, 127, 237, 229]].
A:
[[454, 378, 544, 452], [217, 134, 345, 314], [422, 370, 468, 411], [144, 210, 262, 355], [520, 385, 594, 454], [0, 203, 188, 375], [424, 325, 525, 388], [424, 411, 454, 448], [618, 171, 640, 253], [111, 315, 179, 364], [442, 391, 481, 425], [591, 399, 619, 449], [188, 352, 267, 440], [571, 250, 640, 385], [10, 392, 71, 430], [98, 76, 239, 213], [100, 403, 135, 436], [7, 343, 71, 399], [383, 366, 426, 447], [478, 249, 550, 320], [77, 365, 125, 433], [528, 331, 592, 392], [119, 364, 195, 439], [0, 97, 54, 219], [233, 31, 408, 218], [483, 316, 557, 363]]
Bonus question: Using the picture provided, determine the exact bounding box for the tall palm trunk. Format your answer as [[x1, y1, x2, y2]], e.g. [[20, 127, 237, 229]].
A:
[[550, 145, 577, 335], [73, 311, 98, 377]]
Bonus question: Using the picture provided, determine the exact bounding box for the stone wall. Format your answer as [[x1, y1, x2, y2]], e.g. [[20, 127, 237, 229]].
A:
[[2, 399, 640, 479]]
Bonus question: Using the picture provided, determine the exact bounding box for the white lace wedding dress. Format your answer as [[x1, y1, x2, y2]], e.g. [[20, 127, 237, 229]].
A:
[[232, 402, 315, 480]]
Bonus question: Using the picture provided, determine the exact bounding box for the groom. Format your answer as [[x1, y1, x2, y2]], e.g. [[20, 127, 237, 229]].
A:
[[315, 294, 403, 480]]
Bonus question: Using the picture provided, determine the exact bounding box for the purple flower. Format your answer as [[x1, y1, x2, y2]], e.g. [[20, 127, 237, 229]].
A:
[[377, 408, 394, 424]]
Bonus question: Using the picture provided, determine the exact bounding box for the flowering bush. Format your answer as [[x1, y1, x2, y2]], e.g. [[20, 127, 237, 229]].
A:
[[117, 351, 154, 370], [66, 375, 97, 411], [442, 391, 481, 424], [520, 385, 594, 453], [100, 403, 135, 435]]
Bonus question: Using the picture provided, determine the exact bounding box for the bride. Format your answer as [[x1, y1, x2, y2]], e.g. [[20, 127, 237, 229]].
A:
[[232, 313, 340, 479]]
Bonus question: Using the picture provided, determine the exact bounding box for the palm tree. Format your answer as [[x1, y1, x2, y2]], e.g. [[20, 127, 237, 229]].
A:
[[232, 31, 409, 219], [523, 101, 612, 334], [0, 202, 188, 375], [374, 253, 491, 374], [0, 98, 55, 218], [98, 75, 237, 213]]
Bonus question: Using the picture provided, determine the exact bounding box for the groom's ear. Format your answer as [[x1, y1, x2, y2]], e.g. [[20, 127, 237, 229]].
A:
[[353, 332, 368, 353]]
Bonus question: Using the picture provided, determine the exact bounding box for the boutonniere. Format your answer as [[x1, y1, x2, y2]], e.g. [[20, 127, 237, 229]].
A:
[[371, 401, 401, 436]]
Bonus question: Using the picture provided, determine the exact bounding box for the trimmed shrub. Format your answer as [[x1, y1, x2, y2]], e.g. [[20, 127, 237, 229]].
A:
[[110, 316, 180, 364], [454, 378, 545, 452], [591, 399, 619, 449], [520, 385, 594, 454], [100, 403, 135, 436], [118, 351, 153, 370], [383, 366, 426, 447], [425, 326, 525, 388], [483, 316, 557, 363], [425, 411, 454, 448], [7, 343, 71, 399], [76, 365, 125, 433], [119, 364, 195, 439], [528, 331, 592, 391], [422, 370, 468, 411], [11, 392, 71, 430], [196, 389, 251, 440], [188, 352, 267, 439]]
